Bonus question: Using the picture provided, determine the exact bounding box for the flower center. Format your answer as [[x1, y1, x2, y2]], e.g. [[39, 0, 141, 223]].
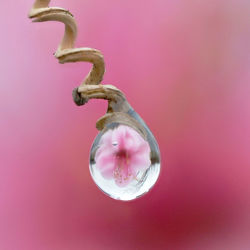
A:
[[113, 150, 132, 184]]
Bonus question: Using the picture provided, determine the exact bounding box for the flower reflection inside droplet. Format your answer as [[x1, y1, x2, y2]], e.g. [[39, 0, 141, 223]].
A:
[[95, 125, 151, 187]]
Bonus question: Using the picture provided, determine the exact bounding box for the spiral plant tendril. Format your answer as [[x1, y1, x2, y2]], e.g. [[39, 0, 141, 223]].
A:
[[28, 0, 161, 201]]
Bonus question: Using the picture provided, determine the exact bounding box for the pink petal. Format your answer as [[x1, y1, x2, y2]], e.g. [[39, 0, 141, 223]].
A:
[[99, 129, 113, 146], [111, 125, 127, 150], [130, 153, 151, 172], [95, 144, 115, 161], [112, 125, 146, 153], [95, 149, 115, 166], [95, 136, 116, 179], [134, 141, 151, 156], [97, 162, 115, 179]]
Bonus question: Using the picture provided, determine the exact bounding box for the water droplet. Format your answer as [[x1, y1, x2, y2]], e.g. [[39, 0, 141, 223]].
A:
[[89, 110, 160, 201]]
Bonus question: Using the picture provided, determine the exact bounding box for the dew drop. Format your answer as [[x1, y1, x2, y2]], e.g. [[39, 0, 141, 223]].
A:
[[89, 109, 161, 201]]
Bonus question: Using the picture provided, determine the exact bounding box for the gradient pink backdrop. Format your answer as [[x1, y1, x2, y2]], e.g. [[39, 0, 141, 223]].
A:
[[1, 0, 250, 249]]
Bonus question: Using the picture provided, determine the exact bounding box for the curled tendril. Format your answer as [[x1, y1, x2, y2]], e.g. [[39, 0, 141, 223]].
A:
[[29, 0, 105, 86], [28, 0, 147, 138]]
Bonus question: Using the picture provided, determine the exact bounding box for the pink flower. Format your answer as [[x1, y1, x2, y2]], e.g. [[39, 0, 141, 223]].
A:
[[95, 125, 151, 187]]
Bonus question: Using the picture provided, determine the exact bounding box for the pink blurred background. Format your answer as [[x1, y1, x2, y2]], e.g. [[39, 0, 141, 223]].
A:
[[1, 0, 250, 249]]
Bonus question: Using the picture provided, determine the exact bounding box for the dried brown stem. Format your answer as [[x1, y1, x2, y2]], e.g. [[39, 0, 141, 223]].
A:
[[78, 84, 130, 112], [28, 1, 144, 136], [29, 0, 105, 85]]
